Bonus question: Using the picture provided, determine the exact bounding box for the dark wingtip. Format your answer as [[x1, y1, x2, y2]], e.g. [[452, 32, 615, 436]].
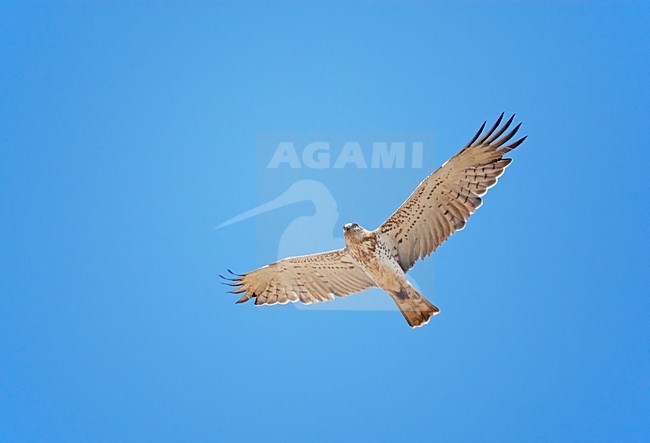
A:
[[235, 293, 254, 304], [476, 112, 506, 145], [493, 121, 522, 148], [509, 135, 528, 149], [495, 112, 505, 128], [463, 120, 487, 149], [498, 135, 527, 154], [227, 269, 244, 276]]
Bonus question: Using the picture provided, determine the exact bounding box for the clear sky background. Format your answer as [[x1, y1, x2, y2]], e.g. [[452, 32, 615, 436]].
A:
[[1, 1, 649, 442]]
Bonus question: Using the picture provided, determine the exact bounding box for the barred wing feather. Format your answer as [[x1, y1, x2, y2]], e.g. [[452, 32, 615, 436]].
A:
[[378, 113, 526, 272], [225, 249, 375, 305]]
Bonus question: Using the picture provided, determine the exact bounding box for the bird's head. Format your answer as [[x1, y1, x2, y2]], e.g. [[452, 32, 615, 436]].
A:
[[343, 222, 366, 241]]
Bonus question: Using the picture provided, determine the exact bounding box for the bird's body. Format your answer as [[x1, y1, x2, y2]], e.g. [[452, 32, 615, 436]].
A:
[[222, 114, 527, 328], [343, 224, 440, 326], [344, 225, 398, 292]]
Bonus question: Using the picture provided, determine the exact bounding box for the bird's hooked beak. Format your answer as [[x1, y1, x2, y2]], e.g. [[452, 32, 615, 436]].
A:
[[343, 223, 361, 235]]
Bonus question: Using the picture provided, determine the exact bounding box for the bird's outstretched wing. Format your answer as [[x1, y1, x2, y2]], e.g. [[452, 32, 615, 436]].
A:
[[222, 249, 375, 305], [377, 113, 526, 272]]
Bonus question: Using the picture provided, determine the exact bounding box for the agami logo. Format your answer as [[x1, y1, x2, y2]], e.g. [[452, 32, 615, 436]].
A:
[[267, 141, 425, 169]]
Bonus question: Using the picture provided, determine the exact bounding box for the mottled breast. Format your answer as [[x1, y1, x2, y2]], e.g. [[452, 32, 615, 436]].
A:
[[346, 231, 405, 291], [345, 231, 377, 266]]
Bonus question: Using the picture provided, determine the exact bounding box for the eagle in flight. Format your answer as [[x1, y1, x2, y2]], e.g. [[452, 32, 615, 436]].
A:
[[222, 114, 526, 328]]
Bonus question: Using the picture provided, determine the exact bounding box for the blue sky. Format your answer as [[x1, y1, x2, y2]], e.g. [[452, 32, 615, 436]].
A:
[[1, 1, 648, 441]]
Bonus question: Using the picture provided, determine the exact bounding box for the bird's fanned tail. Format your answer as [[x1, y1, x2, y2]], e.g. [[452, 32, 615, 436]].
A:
[[389, 282, 440, 328]]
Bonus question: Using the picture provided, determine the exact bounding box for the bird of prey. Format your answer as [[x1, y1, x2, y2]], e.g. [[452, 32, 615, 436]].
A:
[[222, 114, 526, 328]]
